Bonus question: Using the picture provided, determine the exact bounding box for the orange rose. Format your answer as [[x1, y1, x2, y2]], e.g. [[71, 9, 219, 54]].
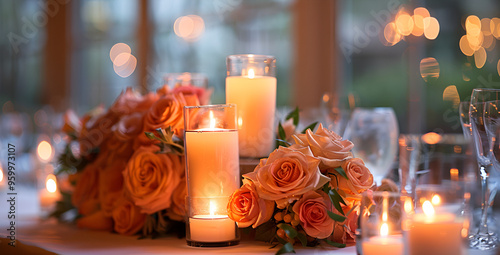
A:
[[330, 203, 358, 245], [166, 177, 187, 222], [72, 163, 99, 210], [98, 158, 126, 216], [292, 123, 353, 171], [112, 198, 147, 235], [243, 146, 329, 208], [292, 191, 334, 239], [113, 112, 144, 142], [123, 146, 184, 214], [79, 110, 119, 156], [143, 94, 185, 134], [109, 88, 158, 116], [227, 180, 274, 228], [171, 85, 212, 105], [332, 158, 374, 196]]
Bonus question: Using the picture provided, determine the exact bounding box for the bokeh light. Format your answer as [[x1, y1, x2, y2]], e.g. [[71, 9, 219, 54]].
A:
[[412, 7, 429, 36], [384, 22, 402, 46], [396, 12, 414, 36], [113, 53, 137, 78], [459, 35, 474, 56], [422, 132, 442, 144], [109, 43, 131, 62], [474, 47, 487, 69], [465, 15, 481, 37], [46, 174, 57, 193], [0, 165, 3, 183], [174, 15, 205, 42], [483, 34, 495, 51], [37, 140, 53, 162], [481, 18, 492, 36], [420, 57, 440, 82], [497, 59, 500, 76], [443, 85, 460, 108], [423, 17, 440, 40], [491, 18, 500, 38]]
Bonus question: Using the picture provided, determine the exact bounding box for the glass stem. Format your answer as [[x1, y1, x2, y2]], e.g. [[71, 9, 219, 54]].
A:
[[477, 164, 490, 236]]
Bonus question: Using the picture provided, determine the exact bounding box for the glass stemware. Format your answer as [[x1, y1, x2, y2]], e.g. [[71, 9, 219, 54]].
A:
[[344, 107, 399, 185], [469, 88, 500, 250]]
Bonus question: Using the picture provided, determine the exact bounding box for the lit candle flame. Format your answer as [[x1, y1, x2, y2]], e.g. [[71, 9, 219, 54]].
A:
[[380, 222, 389, 237], [431, 194, 441, 205], [209, 200, 216, 216], [37, 140, 53, 161], [422, 200, 435, 217], [404, 197, 413, 213], [237, 117, 243, 128], [0, 166, 3, 183], [248, 68, 255, 79], [209, 110, 216, 129], [450, 168, 459, 182], [46, 174, 57, 193]]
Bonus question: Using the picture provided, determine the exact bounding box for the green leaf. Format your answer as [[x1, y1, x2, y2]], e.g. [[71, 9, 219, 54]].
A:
[[333, 167, 348, 180], [276, 139, 291, 147], [277, 223, 297, 238], [255, 221, 277, 242], [276, 236, 288, 245], [327, 210, 346, 222], [276, 242, 296, 255], [278, 122, 287, 140], [296, 232, 307, 247], [330, 189, 347, 206], [286, 107, 300, 126], [323, 239, 347, 248], [301, 122, 318, 134]]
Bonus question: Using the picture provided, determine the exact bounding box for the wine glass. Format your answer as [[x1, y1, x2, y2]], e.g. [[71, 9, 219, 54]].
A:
[[459, 101, 472, 141], [469, 88, 500, 250], [344, 107, 399, 185]]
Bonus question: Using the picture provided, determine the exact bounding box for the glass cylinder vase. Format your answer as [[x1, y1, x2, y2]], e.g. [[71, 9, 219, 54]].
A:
[[226, 54, 276, 158], [183, 104, 240, 247]]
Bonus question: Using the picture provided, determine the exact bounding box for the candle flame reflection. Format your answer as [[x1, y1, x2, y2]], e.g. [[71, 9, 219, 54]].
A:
[[248, 68, 255, 79], [37, 140, 53, 161], [431, 195, 441, 205], [209, 200, 216, 216], [0, 166, 3, 183], [380, 223, 389, 237], [46, 174, 57, 193], [209, 111, 216, 129], [422, 201, 435, 216]]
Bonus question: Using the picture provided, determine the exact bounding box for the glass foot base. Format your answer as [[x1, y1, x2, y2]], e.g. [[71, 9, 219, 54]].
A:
[[187, 240, 239, 247], [469, 233, 499, 250]]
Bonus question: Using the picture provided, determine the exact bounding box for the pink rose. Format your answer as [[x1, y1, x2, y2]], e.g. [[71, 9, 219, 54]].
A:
[[112, 198, 147, 235], [123, 146, 184, 214], [331, 158, 373, 196], [243, 146, 329, 208], [292, 191, 334, 239], [227, 180, 274, 228], [292, 123, 353, 171]]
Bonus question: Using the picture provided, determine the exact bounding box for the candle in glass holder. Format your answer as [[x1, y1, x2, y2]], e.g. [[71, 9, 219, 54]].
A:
[[226, 54, 276, 158], [184, 104, 240, 247], [39, 174, 61, 211]]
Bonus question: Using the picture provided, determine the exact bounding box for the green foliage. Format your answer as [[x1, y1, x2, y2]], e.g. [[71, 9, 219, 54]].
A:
[[277, 223, 297, 239], [145, 127, 184, 155], [285, 106, 300, 126], [327, 210, 346, 222], [255, 220, 278, 242], [332, 167, 348, 180], [323, 239, 346, 248], [276, 242, 296, 255], [301, 122, 318, 134]]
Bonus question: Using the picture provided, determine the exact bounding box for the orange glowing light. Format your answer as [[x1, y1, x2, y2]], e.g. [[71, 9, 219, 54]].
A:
[[248, 68, 255, 79], [113, 53, 137, 78], [173, 15, 205, 42], [37, 141, 53, 161], [420, 57, 440, 82], [474, 47, 487, 69], [450, 168, 459, 182], [497, 59, 500, 77], [109, 43, 131, 62], [459, 35, 475, 56], [465, 15, 481, 37], [46, 174, 57, 193], [412, 7, 429, 36], [443, 85, 460, 108], [422, 200, 435, 216], [209, 110, 216, 129], [467, 32, 484, 51], [396, 12, 414, 36], [491, 18, 500, 38], [482, 34, 495, 51], [0, 166, 3, 183], [322, 93, 330, 103], [431, 195, 441, 205], [384, 22, 402, 46], [422, 132, 442, 144], [404, 197, 413, 213], [380, 223, 389, 237], [423, 17, 440, 40], [453, 146, 462, 154], [481, 18, 492, 36], [209, 200, 216, 216]]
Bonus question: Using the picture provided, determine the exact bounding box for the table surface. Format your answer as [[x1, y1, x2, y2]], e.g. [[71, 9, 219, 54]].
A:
[[0, 186, 357, 255]]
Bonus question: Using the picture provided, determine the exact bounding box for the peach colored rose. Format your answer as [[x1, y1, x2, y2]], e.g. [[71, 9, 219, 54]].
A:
[[278, 119, 297, 142], [292, 123, 353, 170], [331, 158, 373, 196], [172, 85, 212, 105], [98, 159, 126, 216], [243, 146, 329, 208], [227, 180, 274, 228], [72, 163, 99, 209], [330, 203, 358, 245], [112, 198, 147, 235], [77, 210, 113, 231], [113, 112, 144, 142], [123, 146, 184, 214], [156, 85, 171, 96], [292, 191, 334, 239], [166, 177, 187, 222], [109, 88, 159, 116], [143, 94, 184, 132]]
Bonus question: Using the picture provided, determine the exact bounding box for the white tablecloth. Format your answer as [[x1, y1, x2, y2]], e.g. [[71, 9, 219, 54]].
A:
[[0, 186, 357, 255]]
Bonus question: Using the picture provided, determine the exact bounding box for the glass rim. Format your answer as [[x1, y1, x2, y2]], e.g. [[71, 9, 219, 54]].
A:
[[363, 190, 401, 197], [226, 54, 276, 60], [472, 88, 500, 92], [184, 104, 236, 110]]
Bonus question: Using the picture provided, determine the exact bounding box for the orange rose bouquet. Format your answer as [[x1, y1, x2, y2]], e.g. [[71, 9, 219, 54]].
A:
[[228, 110, 374, 254], [53, 83, 210, 237]]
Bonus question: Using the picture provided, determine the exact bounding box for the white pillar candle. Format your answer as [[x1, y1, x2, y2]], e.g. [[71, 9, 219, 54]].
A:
[[362, 235, 403, 255], [226, 74, 276, 158]]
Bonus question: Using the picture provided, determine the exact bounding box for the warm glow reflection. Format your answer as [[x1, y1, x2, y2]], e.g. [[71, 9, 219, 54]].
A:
[[467, 32, 484, 51], [422, 201, 435, 217], [431, 195, 441, 205], [459, 35, 474, 56], [497, 59, 500, 76], [37, 141, 53, 161], [173, 15, 205, 42], [443, 85, 460, 108], [465, 15, 481, 37], [209, 200, 216, 216], [404, 197, 413, 213], [491, 18, 500, 38], [46, 174, 57, 193], [109, 43, 131, 62], [248, 68, 255, 79], [420, 57, 440, 82], [481, 18, 492, 36], [380, 223, 389, 237], [0, 166, 3, 183], [423, 17, 440, 40], [209, 111, 216, 129], [450, 168, 459, 182], [113, 53, 137, 78], [474, 47, 487, 68], [384, 22, 402, 46], [322, 93, 330, 103], [482, 34, 495, 51], [422, 132, 442, 144], [396, 12, 414, 36], [412, 7, 429, 36]]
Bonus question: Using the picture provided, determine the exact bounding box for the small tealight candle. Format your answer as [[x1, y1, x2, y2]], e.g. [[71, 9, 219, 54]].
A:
[[39, 174, 61, 212], [362, 223, 403, 255]]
